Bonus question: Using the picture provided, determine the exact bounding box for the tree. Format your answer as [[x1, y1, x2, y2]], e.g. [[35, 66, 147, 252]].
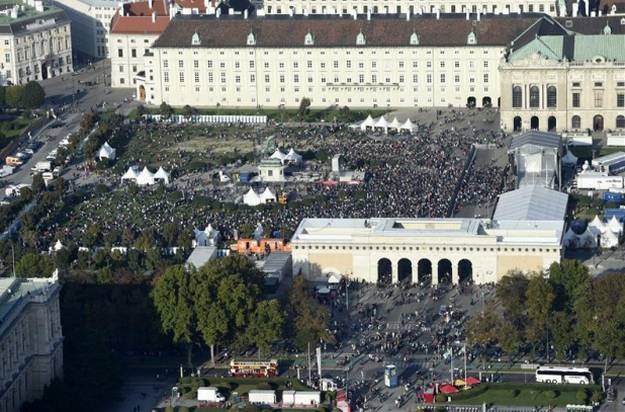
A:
[[298, 97, 311, 116], [21, 81, 45, 109], [526, 276, 554, 347], [247, 299, 284, 356], [496, 273, 529, 330], [31, 173, 46, 193], [288, 276, 334, 350], [549, 260, 591, 311], [152, 265, 197, 366], [466, 308, 500, 346], [5, 85, 24, 108], [0, 86, 6, 109], [15, 253, 54, 278], [135, 104, 147, 118], [80, 112, 98, 132], [550, 311, 573, 360], [159, 102, 174, 119], [181, 105, 196, 119]]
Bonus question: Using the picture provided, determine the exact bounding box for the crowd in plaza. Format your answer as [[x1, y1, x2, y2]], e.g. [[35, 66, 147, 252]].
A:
[[40, 108, 510, 248]]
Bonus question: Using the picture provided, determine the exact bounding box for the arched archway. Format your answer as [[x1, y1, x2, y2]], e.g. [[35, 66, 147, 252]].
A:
[[513, 116, 522, 132], [417, 258, 432, 286], [593, 115, 604, 131], [458, 259, 473, 284], [548, 116, 556, 131], [398, 258, 412, 284], [617, 115, 625, 129], [138, 85, 146, 101], [467, 96, 476, 108], [377, 258, 392, 285], [530, 116, 539, 130], [482, 96, 492, 107], [41, 63, 48, 80], [571, 115, 581, 129], [437, 259, 452, 284]]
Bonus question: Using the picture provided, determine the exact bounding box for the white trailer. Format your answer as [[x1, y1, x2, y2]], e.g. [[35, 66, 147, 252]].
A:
[[31, 161, 52, 172], [293, 391, 321, 406], [197, 387, 225, 403], [576, 171, 624, 190], [248, 389, 276, 404], [282, 390, 296, 406]]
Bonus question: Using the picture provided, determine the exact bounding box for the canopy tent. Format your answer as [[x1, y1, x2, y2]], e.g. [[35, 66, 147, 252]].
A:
[[285, 148, 303, 165], [121, 166, 140, 181], [260, 187, 277, 203], [465, 376, 480, 386], [602, 229, 620, 248], [375, 116, 389, 133], [608, 215, 623, 235], [453, 379, 466, 387], [564, 227, 598, 249], [219, 170, 231, 182], [97, 142, 117, 160], [243, 187, 262, 206], [360, 114, 376, 131], [389, 117, 401, 130], [136, 167, 155, 186], [439, 384, 459, 395], [270, 149, 287, 163], [588, 215, 606, 234], [194, 224, 220, 247], [154, 167, 171, 185], [400, 118, 417, 133], [328, 274, 341, 284], [562, 149, 578, 165], [53, 240, 64, 251]]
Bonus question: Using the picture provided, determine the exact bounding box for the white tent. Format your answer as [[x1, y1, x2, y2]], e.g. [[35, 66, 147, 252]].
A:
[[243, 187, 262, 206], [375, 116, 389, 134], [608, 215, 623, 235], [285, 148, 303, 165], [53, 240, 64, 251], [562, 149, 578, 165], [400, 118, 417, 133], [588, 215, 606, 236], [359, 114, 375, 131], [154, 167, 171, 185], [97, 142, 117, 161], [260, 187, 277, 204], [270, 149, 287, 163], [389, 117, 401, 130], [601, 229, 620, 248], [136, 167, 155, 186], [194, 224, 220, 247], [219, 170, 231, 182], [121, 166, 140, 182], [328, 274, 341, 284]]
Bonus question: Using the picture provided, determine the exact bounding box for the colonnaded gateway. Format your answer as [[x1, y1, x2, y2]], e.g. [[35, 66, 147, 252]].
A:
[[291, 186, 568, 284]]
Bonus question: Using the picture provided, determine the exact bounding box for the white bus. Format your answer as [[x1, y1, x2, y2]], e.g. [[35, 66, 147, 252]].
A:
[[535, 366, 593, 384]]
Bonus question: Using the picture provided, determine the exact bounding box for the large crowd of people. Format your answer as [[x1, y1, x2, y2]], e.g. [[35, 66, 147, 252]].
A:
[[40, 108, 511, 248]]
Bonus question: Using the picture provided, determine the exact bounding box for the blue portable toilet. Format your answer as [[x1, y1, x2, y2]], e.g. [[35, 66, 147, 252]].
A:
[[384, 364, 398, 388]]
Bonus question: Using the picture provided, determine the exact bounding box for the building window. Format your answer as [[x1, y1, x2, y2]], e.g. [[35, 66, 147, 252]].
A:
[[617, 116, 625, 129], [571, 115, 581, 129], [547, 86, 557, 108], [194, 72, 199, 83], [194, 60, 199, 69], [131, 49, 136, 58], [164, 72, 169, 83], [594, 91, 603, 108], [207, 60, 212, 68], [163, 60, 168, 68], [179, 72, 184, 83], [178, 60, 184, 68], [483, 74, 489, 83], [440, 73, 445, 83], [572, 92, 580, 108], [529, 86, 540, 108], [618, 93, 625, 108], [512, 86, 522, 108], [117, 49, 123, 57]]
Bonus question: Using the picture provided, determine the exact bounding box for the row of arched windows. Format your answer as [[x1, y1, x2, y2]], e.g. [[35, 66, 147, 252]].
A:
[[512, 85, 557, 109], [571, 115, 625, 129]]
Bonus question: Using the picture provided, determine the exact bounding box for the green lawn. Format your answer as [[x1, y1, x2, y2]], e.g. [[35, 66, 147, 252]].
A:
[[447, 383, 601, 407], [0, 114, 33, 150]]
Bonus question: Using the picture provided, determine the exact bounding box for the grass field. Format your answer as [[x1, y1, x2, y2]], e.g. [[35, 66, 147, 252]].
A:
[[447, 383, 601, 407]]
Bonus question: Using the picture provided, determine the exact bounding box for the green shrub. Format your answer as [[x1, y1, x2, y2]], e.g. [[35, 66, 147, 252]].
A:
[[165, 407, 174, 412], [435, 394, 448, 403], [591, 389, 604, 403], [177, 407, 189, 412], [511, 388, 520, 397], [576, 389, 590, 404], [543, 390, 559, 399]]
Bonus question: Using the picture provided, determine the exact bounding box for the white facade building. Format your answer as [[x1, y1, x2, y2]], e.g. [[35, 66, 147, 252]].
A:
[[143, 14, 545, 109], [0, 276, 63, 412], [0, 1, 73, 85], [52, 0, 118, 59]]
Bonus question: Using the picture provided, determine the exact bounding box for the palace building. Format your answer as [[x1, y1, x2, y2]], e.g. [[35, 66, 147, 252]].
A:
[[290, 186, 568, 285], [0, 0, 73, 85], [499, 15, 625, 133], [141, 13, 549, 109], [0, 276, 63, 412]]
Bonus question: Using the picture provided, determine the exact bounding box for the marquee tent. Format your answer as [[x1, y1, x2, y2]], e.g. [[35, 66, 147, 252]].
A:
[[285, 148, 303, 165], [562, 149, 578, 165], [121, 166, 140, 182], [260, 187, 277, 203], [243, 188, 262, 206], [97, 142, 117, 161], [439, 384, 459, 395], [389, 117, 401, 130], [608, 215, 623, 235], [400, 118, 417, 133], [360, 115, 375, 131], [270, 149, 287, 163], [154, 167, 171, 185], [375, 116, 389, 134], [136, 167, 155, 186]]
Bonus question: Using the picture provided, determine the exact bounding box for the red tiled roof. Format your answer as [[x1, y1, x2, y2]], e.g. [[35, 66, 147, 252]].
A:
[[123, 0, 169, 16], [153, 14, 544, 48], [110, 14, 171, 34], [175, 0, 208, 13]]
